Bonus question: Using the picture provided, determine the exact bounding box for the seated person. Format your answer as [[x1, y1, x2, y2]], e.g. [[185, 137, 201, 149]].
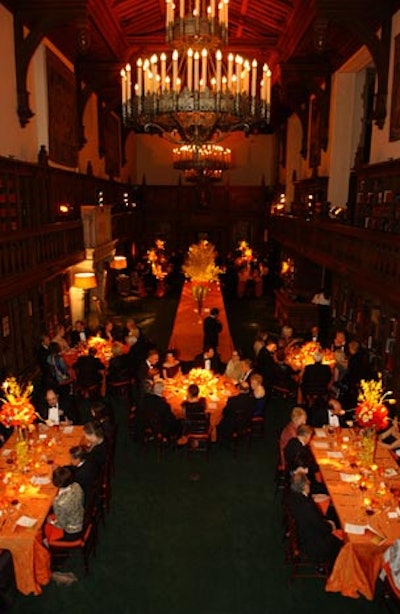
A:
[[279, 407, 307, 469], [47, 342, 71, 390], [70, 320, 90, 347], [224, 349, 243, 382], [249, 373, 267, 417], [100, 319, 118, 342], [272, 348, 299, 393], [194, 346, 222, 374], [82, 421, 108, 475], [90, 400, 116, 445], [107, 342, 131, 384], [217, 381, 253, 440], [240, 358, 254, 383], [378, 415, 400, 452], [284, 424, 326, 494], [301, 351, 333, 399], [256, 338, 278, 388], [67, 445, 98, 507], [162, 349, 181, 379], [308, 396, 346, 429], [45, 466, 84, 542], [73, 347, 105, 389], [182, 384, 207, 422], [142, 380, 182, 439], [136, 349, 161, 394], [38, 388, 74, 425], [51, 324, 70, 353], [288, 471, 342, 568]]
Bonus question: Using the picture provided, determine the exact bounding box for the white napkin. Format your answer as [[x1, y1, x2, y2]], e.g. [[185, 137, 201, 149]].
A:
[[30, 476, 51, 486], [313, 441, 329, 449], [16, 515, 37, 528], [344, 522, 366, 535], [1, 449, 11, 456], [62, 426, 74, 434], [340, 472, 361, 483], [314, 428, 327, 438], [327, 451, 343, 459]]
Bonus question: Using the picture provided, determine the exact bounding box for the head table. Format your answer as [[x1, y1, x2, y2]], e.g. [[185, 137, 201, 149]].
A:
[[311, 427, 400, 600], [0, 424, 83, 595]]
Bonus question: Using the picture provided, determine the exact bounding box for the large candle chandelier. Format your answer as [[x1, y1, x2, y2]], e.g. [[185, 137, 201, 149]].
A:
[[173, 143, 231, 182], [121, 0, 271, 144]]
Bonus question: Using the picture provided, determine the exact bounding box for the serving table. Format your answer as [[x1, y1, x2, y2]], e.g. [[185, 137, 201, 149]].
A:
[[311, 428, 400, 600], [168, 280, 234, 363], [163, 370, 238, 441], [0, 424, 83, 595]]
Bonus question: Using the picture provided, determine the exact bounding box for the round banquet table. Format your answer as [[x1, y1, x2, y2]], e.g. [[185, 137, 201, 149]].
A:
[[163, 370, 238, 441]]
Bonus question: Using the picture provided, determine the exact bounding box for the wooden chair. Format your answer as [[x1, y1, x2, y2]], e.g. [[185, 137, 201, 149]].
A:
[[283, 507, 330, 584], [230, 410, 252, 458], [186, 413, 211, 459], [107, 379, 133, 405], [48, 503, 98, 575]]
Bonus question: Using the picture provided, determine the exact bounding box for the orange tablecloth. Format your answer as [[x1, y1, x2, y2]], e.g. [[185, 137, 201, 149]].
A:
[[163, 371, 238, 441], [0, 425, 83, 595], [311, 429, 400, 600], [168, 281, 234, 363]]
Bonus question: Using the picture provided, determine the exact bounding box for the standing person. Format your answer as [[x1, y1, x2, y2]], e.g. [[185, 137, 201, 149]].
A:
[[203, 307, 222, 351]]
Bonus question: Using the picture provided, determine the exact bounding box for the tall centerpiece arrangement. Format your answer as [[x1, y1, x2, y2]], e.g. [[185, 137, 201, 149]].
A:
[[0, 377, 37, 468], [182, 240, 221, 313], [355, 375, 395, 466]]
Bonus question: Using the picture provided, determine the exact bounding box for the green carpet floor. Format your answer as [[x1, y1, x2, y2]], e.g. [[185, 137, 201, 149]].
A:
[[10, 292, 385, 614]]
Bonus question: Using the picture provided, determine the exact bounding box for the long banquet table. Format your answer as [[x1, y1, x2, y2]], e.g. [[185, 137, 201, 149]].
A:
[[0, 425, 83, 595], [311, 428, 400, 600], [168, 280, 234, 363]]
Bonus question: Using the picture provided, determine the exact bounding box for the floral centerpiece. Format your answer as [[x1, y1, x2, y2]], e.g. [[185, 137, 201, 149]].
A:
[[0, 378, 36, 430], [355, 375, 395, 466], [285, 341, 335, 371], [0, 378, 37, 468], [182, 241, 221, 313]]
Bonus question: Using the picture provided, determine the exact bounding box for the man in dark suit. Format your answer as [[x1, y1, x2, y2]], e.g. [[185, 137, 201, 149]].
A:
[[194, 346, 222, 374], [284, 424, 327, 494], [203, 307, 222, 351], [288, 471, 342, 567], [38, 388, 75, 424], [308, 397, 347, 429], [301, 351, 332, 399], [73, 347, 105, 389], [70, 320, 91, 347], [67, 445, 98, 506], [217, 381, 253, 440], [136, 348, 160, 394], [256, 338, 277, 388], [142, 380, 181, 439]]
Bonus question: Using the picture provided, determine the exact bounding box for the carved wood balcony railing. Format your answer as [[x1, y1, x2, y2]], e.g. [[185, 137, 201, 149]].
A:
[[0, 221, 85, 300], [268, 215, 400, 309]]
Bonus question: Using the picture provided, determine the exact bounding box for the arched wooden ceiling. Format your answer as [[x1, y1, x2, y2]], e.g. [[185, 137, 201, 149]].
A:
[[7, 0, 400, 122]]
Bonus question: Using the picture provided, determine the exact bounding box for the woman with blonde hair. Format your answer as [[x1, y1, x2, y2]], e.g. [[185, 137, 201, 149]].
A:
[[249, 372, 267, 417]]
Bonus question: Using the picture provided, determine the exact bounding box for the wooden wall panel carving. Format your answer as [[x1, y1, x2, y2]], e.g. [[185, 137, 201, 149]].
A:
[[390, 33, 400, 142], [47, 50, 79, 167], [104, 112, 121, 179]]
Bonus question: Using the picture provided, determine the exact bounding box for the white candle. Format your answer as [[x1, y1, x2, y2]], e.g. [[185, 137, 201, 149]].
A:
[[126, 63, 131, 102], [227, 53, 234, 90], [166, 0, 170, 28], [194, 51, 200, 91], [160, 53, 167, 91], [218, 2, 222, 24], [137, 59, 143, 97], [143, 59, 150, 93], [260, 78, 264, 101], [235, 55, 242, 94], [201, 48, 207, 90], [216, 49, 222, 92], [172, 50, 178, 92], [251, 59, 257, 97], [222, 75, 227, 92], [211, 0, 215, 18], [187, 48, 193, 91], [195, 0, 200, 17], [231, 73, 237, 95], [180, 0, 184, 18], [266, 66, 271, 104], [176, 77, 181, 93], [165, 75, 171, 91], [223, 0, 229, 27], [120, 68, 126, 104], [244, 60, 250, 95]]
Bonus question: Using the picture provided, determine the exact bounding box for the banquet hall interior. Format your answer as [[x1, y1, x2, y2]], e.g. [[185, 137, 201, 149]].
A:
[[2, 0, 400, 612]]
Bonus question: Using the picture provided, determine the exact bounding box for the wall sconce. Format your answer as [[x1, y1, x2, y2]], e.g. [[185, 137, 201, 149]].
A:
[[110, 256, 127, 270], [58, 203, 72, 214], [74, 272, 97, 289]]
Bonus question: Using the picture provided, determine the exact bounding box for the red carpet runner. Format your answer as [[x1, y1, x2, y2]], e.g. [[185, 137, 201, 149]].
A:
[[168, 281, 234, 363]]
